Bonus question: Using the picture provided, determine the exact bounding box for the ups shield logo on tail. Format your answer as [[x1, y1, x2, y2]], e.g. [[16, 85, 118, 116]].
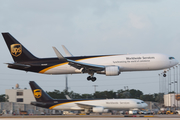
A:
[[34, 89, 42, 98], [11, 44, 22, 57]]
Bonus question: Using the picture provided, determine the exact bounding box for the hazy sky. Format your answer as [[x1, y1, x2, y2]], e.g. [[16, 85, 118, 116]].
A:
[[0, 0, 180, 95]]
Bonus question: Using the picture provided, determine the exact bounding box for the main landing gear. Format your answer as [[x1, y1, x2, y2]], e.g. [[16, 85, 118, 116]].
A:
[[87, 76, 96, 82], [163, 70, 166, 77]]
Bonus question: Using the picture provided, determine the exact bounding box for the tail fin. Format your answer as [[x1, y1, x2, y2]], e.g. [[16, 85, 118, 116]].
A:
[[29, 81, 53, 102], [2, 33, 38, 62]]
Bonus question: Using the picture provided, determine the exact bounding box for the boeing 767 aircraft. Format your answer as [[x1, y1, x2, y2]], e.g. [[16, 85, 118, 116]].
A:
[[2, 33, 178, 82], [29, 81, 148, 114]]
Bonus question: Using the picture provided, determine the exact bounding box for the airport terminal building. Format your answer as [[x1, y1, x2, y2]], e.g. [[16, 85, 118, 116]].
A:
[[5, 88, 35, 104], [164, 94, 180, 107], [3, 85, 60, 115]]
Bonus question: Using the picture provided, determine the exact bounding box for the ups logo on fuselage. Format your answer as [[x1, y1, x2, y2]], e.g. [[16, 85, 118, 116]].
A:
[[34, 89, 42, 98], [11, 44, 22, 57]]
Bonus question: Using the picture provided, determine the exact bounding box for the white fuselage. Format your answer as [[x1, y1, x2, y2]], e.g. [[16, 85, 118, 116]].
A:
[[42, 53, 178, 74], [50, 99, 147, 111]]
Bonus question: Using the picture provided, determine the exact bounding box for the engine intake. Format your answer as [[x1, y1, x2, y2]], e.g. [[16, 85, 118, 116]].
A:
[[92, 107, 109, 113], [105, 66, 120, 76]]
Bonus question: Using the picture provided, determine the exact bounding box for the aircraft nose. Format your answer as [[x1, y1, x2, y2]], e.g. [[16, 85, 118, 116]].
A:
[[175, 59, 179, 66], [142, 103, 148, 108], [169, 57, 179, 67], [172, 59, 179, 67]]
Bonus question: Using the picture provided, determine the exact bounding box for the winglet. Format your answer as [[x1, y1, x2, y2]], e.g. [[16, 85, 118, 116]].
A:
[[62, 45, 73, 57], [65, 95, 72, 100], [52, 47, 67, 60]]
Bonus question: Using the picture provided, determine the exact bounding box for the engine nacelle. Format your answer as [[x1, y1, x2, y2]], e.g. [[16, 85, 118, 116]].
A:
[[92, 107, 109, 113], [105, 66, 120, 76]]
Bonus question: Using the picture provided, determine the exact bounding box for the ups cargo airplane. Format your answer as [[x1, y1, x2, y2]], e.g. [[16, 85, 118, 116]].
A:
[[29, 81, 148, 113], [2, 33, 178, 82]]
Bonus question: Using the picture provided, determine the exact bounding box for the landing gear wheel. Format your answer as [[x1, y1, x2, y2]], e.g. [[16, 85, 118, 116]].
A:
[[163, 74, 166, 77], [91, 77, 96, 82], [87, 76, 91, 81], [87, 75, 97, 82]]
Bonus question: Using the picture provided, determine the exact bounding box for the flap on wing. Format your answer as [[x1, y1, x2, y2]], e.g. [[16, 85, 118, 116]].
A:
[[76, 103, 96, 109]]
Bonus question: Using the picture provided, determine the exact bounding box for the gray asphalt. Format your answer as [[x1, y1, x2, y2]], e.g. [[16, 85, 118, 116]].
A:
[[1, 118, 180, 120], [0, 115, 180, 120]]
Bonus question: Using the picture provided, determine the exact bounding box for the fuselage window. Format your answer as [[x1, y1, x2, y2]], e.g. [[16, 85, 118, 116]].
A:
[[137, 102, 140, 104]]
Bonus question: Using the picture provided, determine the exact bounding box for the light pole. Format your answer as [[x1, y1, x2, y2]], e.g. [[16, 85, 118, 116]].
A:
[[162, 72, 165, 94], [160, 73, 162, 94], [176, 65, 178, 109], [159, 74, 161, 103], [65, 75, 68, 92], [165, 72, 167, 94], [167, 70, 169, 107], [179, 64, 180, 96], [174, 67, 176, 108], [159, 74, 160, 92], [175, 80, 178, 109], [170, 68, 172, 93], [179, 64, 180, 109], [93, 85, 98, 93]]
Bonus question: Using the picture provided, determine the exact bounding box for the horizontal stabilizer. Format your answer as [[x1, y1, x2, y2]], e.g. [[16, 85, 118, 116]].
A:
[[31, 101, 47, 106], [6, 63, 31, 69]]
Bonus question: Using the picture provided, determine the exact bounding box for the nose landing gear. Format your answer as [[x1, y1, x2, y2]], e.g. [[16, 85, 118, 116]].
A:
[[163, 74, 166, 77], [163, 70, 166, 77]]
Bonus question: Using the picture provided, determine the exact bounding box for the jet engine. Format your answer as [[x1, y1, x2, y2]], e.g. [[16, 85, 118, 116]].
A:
[[105, 66, 120, 76], [92, 107, 109, 113]]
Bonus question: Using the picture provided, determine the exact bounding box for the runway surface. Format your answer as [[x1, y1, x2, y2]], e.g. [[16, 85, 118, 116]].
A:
[[1, 118, 180, 120], [0, 115, 180, 120]]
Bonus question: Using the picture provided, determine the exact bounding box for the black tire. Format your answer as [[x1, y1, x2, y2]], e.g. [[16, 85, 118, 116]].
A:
[[87, 76, 91, 80], [163, 74, 166, 77], [91, 77, 96, 82]]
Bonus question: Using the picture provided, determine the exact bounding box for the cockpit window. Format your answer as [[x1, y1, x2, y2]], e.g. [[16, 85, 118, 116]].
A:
[[169, 57, 175, 60], [137, 102, 141, 104], [141, 101, 144, 103]]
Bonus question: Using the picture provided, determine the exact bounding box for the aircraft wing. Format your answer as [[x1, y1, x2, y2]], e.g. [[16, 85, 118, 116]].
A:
[[62, 45, 73, 57], [76, 103, 97, 109], [52, 47, 105, 72], [67, 59, 105, 71]]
